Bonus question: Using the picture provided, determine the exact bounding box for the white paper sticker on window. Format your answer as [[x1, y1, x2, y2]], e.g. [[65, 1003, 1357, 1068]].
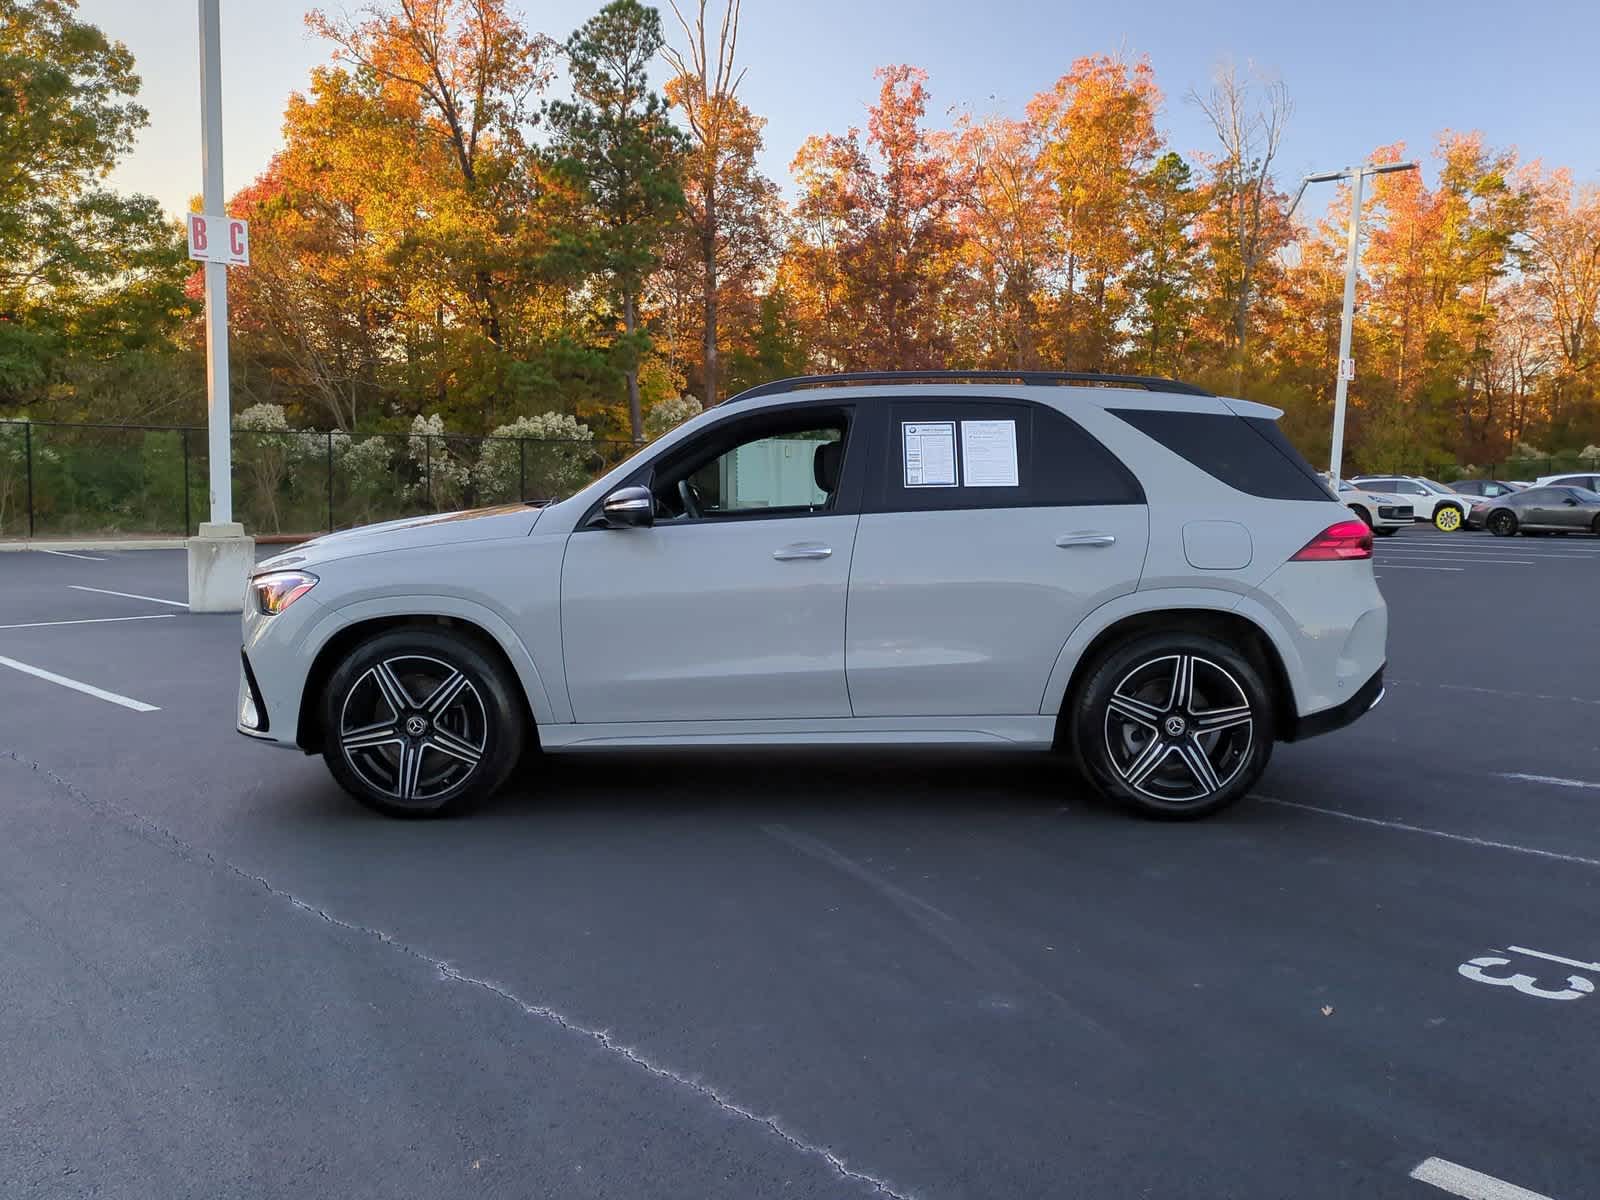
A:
[[902, 421, 958, 487], [960, 420, 1019, 487]]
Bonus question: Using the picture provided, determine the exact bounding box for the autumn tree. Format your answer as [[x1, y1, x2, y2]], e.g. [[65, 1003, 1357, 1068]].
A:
[[786, 66, 960, 371], [1524, 169, 1600, 439], [939, 112, 1054, 367], [0, 0, 192, 416], [1030, 54, 1163, 369], [661, 0, 764, 406], [1191, 62, 1292, 388], [546, 0, 686, 441], [308, 0, 556, 425]]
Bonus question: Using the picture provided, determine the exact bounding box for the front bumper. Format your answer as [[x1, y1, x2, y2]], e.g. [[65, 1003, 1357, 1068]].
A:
[[1283, 664, 1384, 742]]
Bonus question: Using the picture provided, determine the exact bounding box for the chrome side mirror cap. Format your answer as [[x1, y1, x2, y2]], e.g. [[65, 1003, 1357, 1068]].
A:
[[602, 485, 654, 528]]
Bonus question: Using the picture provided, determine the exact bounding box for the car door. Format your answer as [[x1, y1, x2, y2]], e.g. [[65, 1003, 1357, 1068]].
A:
[[559, 403, 864, 724], [844, 397, 1148, 717], [1550, 488, 1593, 529], [1518, 487, 1562, 528]]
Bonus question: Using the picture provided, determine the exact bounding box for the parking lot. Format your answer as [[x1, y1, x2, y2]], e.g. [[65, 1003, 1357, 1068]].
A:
[[3, 527, 1599, 1200]]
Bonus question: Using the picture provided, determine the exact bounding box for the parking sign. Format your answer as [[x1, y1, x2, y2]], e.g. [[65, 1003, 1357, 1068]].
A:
[[187, 213, 249, 266]]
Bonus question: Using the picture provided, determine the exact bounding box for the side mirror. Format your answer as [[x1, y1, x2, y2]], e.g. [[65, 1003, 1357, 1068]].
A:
[[602, 485, 654, 528]]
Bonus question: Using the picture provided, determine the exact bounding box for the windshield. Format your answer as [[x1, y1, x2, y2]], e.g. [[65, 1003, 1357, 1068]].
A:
[[1419, 477, 1451, 493]]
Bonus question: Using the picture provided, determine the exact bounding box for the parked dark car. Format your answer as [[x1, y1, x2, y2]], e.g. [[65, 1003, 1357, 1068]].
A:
[[1451, 479, 1523, 499], [1466, 486, 1600, 536]]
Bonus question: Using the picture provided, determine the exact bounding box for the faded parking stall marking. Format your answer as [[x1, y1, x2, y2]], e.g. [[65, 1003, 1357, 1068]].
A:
[[67, 584, 190, 608], [0, 653, 160, 712], [1411, 1157, 1557, 1200], [0, 614, 176, 631]]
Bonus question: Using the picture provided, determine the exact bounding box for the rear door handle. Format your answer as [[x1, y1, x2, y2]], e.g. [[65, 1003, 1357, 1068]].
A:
[[773, 543, 833, 561], [1055, 532, 1116, 548]]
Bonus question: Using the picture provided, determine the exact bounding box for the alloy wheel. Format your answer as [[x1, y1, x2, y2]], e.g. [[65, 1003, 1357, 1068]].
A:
[[1102, 654, 1254, 804], [1434, 505, 1462, 532], [338, 654, 488, 804]]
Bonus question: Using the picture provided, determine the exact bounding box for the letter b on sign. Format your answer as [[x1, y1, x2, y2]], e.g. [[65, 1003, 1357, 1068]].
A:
[[188, 214, 209, 255]]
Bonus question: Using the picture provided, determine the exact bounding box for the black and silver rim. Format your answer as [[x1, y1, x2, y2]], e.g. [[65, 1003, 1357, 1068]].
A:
[[1490, 512, 1514, 535], [1102, 654, 1253, 804], [338, 655, 487, 804]]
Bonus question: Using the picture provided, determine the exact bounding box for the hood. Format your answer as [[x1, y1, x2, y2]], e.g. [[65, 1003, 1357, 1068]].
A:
[[256, 504, 542, 572]]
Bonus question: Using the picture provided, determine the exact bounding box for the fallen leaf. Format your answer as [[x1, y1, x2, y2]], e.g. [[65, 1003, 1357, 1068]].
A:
[[1321, 1005, 1334, 1016]]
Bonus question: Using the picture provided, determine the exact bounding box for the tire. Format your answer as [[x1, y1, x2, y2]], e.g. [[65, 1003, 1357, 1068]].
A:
[[1350, 505, 1373, 529], [1433, 503, 1463, 532], [1487, 509, 1517, 537], [1073, 633, 1274, 820], [320, 628, 525, 817], [1592, 515, 1600, 537]]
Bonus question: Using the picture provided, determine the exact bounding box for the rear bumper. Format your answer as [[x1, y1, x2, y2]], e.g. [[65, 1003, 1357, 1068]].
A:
[[1283, 664, 1384, 742]]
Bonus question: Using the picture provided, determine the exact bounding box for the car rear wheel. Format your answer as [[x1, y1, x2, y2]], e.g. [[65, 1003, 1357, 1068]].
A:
[[320, 628, 524, 817], [1433, 504, 1463, 532], [1487, 509, 1518, 537], [1350, 505, 1373, 528], [1073, 633, 1274, 820]]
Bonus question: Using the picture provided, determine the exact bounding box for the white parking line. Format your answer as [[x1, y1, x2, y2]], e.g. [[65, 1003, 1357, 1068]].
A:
[[0, 614, 175, 631], [67, 584, 190, 608], [1372, 564, 1464, 571], [1254, 796, 1600, 869], [0, 654, 160, 712], [33, 548, 105, 561], [1499, 772, 1600, 791], [1389, 680, 1600, 708], [1410, 1156, 1555, 1200], [1376, 560, 1536, 569]]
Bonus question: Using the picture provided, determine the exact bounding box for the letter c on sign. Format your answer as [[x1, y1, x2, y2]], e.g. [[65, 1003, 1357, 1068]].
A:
[[229, 221, 245, 256], [191, 215, 208, 252]]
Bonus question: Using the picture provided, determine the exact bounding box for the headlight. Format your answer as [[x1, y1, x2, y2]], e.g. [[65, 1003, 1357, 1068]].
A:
[[251, 570, 318, 615]]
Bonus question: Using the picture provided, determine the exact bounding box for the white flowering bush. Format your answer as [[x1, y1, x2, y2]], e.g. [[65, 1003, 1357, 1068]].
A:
[[645, 394, 703, 439], [408, 413, 470, 511], [473, 412, 595, 502], [327, 431, 401, 526], [1579, 444, 1600, 464], [234, 403, 319, 533]]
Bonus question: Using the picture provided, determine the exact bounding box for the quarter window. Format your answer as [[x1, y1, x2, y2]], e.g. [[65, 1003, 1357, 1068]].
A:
[[1109, 408, 1330, 501]]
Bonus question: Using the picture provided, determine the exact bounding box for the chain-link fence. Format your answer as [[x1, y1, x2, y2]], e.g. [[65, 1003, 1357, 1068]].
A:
[[0, 420, 641, 540]]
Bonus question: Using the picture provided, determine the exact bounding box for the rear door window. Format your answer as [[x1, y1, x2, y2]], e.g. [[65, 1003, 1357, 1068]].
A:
[[1109, 408, 1330, 501], [871, 398, 1143, 513]]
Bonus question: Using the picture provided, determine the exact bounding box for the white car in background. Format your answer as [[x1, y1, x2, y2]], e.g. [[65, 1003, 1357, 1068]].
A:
[[1350, 475, 1477, 532], [1333, 480, 1410, 535], [1533, 471, 1600, 493]]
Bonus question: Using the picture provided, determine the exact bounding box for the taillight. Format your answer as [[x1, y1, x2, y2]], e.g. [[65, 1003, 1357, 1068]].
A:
[[1291, 520, 1373, 561]]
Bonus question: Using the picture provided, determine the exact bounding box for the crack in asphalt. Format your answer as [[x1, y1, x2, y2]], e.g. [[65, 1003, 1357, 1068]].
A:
[[2, 750, 916, 1200]]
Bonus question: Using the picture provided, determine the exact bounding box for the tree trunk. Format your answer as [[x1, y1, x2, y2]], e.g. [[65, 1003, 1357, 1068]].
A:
[[702, 171, 720, 407], [623, 291, 643, 442]]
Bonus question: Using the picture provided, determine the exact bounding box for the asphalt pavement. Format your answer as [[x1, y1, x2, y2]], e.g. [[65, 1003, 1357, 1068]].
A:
[[2, 528, 1598, 1200]]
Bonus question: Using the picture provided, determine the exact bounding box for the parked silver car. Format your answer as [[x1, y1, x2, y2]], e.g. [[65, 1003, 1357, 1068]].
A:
[[238, 372, 1388, 821], [1466, 485, 1600, 536]]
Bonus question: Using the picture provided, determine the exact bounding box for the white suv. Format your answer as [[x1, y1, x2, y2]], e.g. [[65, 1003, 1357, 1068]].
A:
[[238, 372, 1387, 820], [1349, 475, 1476, 531]]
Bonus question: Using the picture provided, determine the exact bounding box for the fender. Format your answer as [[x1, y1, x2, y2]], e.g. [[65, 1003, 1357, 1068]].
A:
[[304, 594, 565, 726], [1035, 586, 1310, 718]]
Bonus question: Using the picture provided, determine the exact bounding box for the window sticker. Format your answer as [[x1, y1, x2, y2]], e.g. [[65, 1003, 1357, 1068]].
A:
[[902, 421, 958, 487], [960, 419, 1019, 487]]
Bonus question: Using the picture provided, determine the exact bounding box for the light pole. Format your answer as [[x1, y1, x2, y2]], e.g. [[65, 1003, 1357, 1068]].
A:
[[185, 0, 254, 611], [1286, 161, 1418, 481]]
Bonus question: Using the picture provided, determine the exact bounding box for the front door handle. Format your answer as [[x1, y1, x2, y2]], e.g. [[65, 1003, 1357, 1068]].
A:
[[1055, 532, 1116, 548], [773, 543, 833, 561]]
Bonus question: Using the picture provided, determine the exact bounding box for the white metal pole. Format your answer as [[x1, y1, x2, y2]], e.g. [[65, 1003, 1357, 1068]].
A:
[[1328, 167, 1365, 482], [199, 0, 231, 525]]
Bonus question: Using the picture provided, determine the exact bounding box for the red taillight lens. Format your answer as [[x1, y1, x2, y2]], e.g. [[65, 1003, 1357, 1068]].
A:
[[1290, 520, 1373, 561]]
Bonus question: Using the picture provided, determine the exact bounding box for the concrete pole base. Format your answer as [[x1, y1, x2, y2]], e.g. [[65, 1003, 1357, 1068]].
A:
[[186, 522, 255, 613]]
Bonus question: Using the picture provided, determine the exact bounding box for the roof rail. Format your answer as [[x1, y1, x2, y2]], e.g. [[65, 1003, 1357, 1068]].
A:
[[722, 370, 1216, 404]]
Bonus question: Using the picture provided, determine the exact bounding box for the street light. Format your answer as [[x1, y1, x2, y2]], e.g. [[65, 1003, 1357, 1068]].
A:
[[1286, 161, 1418, 482]]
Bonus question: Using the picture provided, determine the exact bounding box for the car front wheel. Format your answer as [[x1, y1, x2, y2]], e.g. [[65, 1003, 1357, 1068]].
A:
[[1433, 504, 1463, 532], [320, 628, 525, 817], [1487, 509, 1518, 537], [1073, 633, 1274, 820]]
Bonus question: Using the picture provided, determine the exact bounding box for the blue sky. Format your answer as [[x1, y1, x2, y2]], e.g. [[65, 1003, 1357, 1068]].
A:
[[81, 0, 1600, 219]]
